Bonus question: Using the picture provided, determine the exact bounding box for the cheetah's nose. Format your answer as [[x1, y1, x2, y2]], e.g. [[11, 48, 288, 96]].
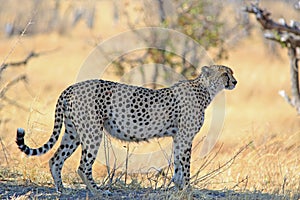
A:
[[232, 80, 237, 85]]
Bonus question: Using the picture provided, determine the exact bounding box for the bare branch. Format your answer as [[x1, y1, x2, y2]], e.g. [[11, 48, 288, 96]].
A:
[[1, 96, 29, 111], [0, 20, 33, 71], [244, 4, 300, 50], [0, 48, 59, 77], [0, 75, 27, 99], [0, 75, 29, 111], [264, 32, 300, 47], [244, 4, 300, 35], [0, 52, 37, 77], [245, 3, 300, 114]]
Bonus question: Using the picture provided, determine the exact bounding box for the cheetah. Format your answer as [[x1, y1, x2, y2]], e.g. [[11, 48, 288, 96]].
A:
[[16, 65, 237, 193]]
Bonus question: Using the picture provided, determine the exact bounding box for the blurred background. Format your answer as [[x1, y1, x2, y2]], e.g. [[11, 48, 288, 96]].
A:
[[0, 0, 299, 196]]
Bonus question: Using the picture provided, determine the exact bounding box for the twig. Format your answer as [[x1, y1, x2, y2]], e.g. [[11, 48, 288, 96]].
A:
[[0, 20, 33, 74], [232, 175, 249, 190], [264, 32, 300, 48], [278, 90, 294, 107], [0, 137, 10, 165], [124, 144, 129, 185], [156, 140, 173, 189], [191, 141, 252, 185], [0, 48, 60, 77], [282, 176, 287, 194], [0, 75, 27, 99], [191, 144, 223, 184], [1, 51, 38, 68], [1, 96, 29, 111], [103, 133, 112, 185], [0, 75, 28, 111]]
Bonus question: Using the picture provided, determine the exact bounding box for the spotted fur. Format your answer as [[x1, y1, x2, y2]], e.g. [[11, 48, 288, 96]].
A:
[[16, 65, 237, 193]]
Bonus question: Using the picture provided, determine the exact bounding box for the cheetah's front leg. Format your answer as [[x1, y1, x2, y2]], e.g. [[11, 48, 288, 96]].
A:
[[172, 135, 193, 189]]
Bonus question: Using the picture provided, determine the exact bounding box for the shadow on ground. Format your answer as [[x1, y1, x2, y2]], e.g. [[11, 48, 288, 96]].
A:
[[0, 181, 298, 200]]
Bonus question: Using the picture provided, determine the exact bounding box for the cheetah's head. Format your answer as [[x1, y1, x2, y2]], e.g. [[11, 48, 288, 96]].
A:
[[201, 65, 237, 92]]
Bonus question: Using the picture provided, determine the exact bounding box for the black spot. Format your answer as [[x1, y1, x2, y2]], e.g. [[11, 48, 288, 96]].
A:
[[129, 136, 135, 140], [38, 147, 43, 154]]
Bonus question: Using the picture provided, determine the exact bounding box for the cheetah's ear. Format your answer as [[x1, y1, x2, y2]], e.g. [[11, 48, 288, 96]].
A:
[[201, 66, 211, 76]]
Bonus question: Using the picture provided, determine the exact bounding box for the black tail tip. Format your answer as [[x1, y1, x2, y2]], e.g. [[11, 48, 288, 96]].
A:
[[17, 128, 25, 137]]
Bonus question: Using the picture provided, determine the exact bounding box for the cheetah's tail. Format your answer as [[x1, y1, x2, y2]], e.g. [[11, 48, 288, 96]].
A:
[[16, 97, 65, 156]]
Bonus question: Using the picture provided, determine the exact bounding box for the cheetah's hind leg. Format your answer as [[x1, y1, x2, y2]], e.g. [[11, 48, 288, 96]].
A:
[[49, 118, 80, 193], [77, 124, 103, 194]]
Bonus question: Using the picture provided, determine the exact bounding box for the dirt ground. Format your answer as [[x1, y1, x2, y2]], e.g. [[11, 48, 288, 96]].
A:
[[1, 180, 293, 200]]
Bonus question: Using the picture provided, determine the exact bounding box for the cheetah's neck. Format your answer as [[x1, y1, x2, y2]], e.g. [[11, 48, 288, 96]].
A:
[[192, 74, 223, 100]]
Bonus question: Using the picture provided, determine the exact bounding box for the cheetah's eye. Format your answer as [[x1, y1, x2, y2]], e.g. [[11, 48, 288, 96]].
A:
[[222, 73, 228, 77], [222, 73, 230, 80]]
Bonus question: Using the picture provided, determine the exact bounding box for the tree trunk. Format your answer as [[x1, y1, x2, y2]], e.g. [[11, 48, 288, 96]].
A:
[[288, 47, 300, 113]]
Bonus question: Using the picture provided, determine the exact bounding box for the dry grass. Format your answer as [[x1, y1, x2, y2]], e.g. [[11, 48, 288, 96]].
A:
[[0, 1, 299, 199]]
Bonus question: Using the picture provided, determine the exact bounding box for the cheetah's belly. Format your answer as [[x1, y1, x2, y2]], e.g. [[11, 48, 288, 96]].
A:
[[103, 111, 176, 142]]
